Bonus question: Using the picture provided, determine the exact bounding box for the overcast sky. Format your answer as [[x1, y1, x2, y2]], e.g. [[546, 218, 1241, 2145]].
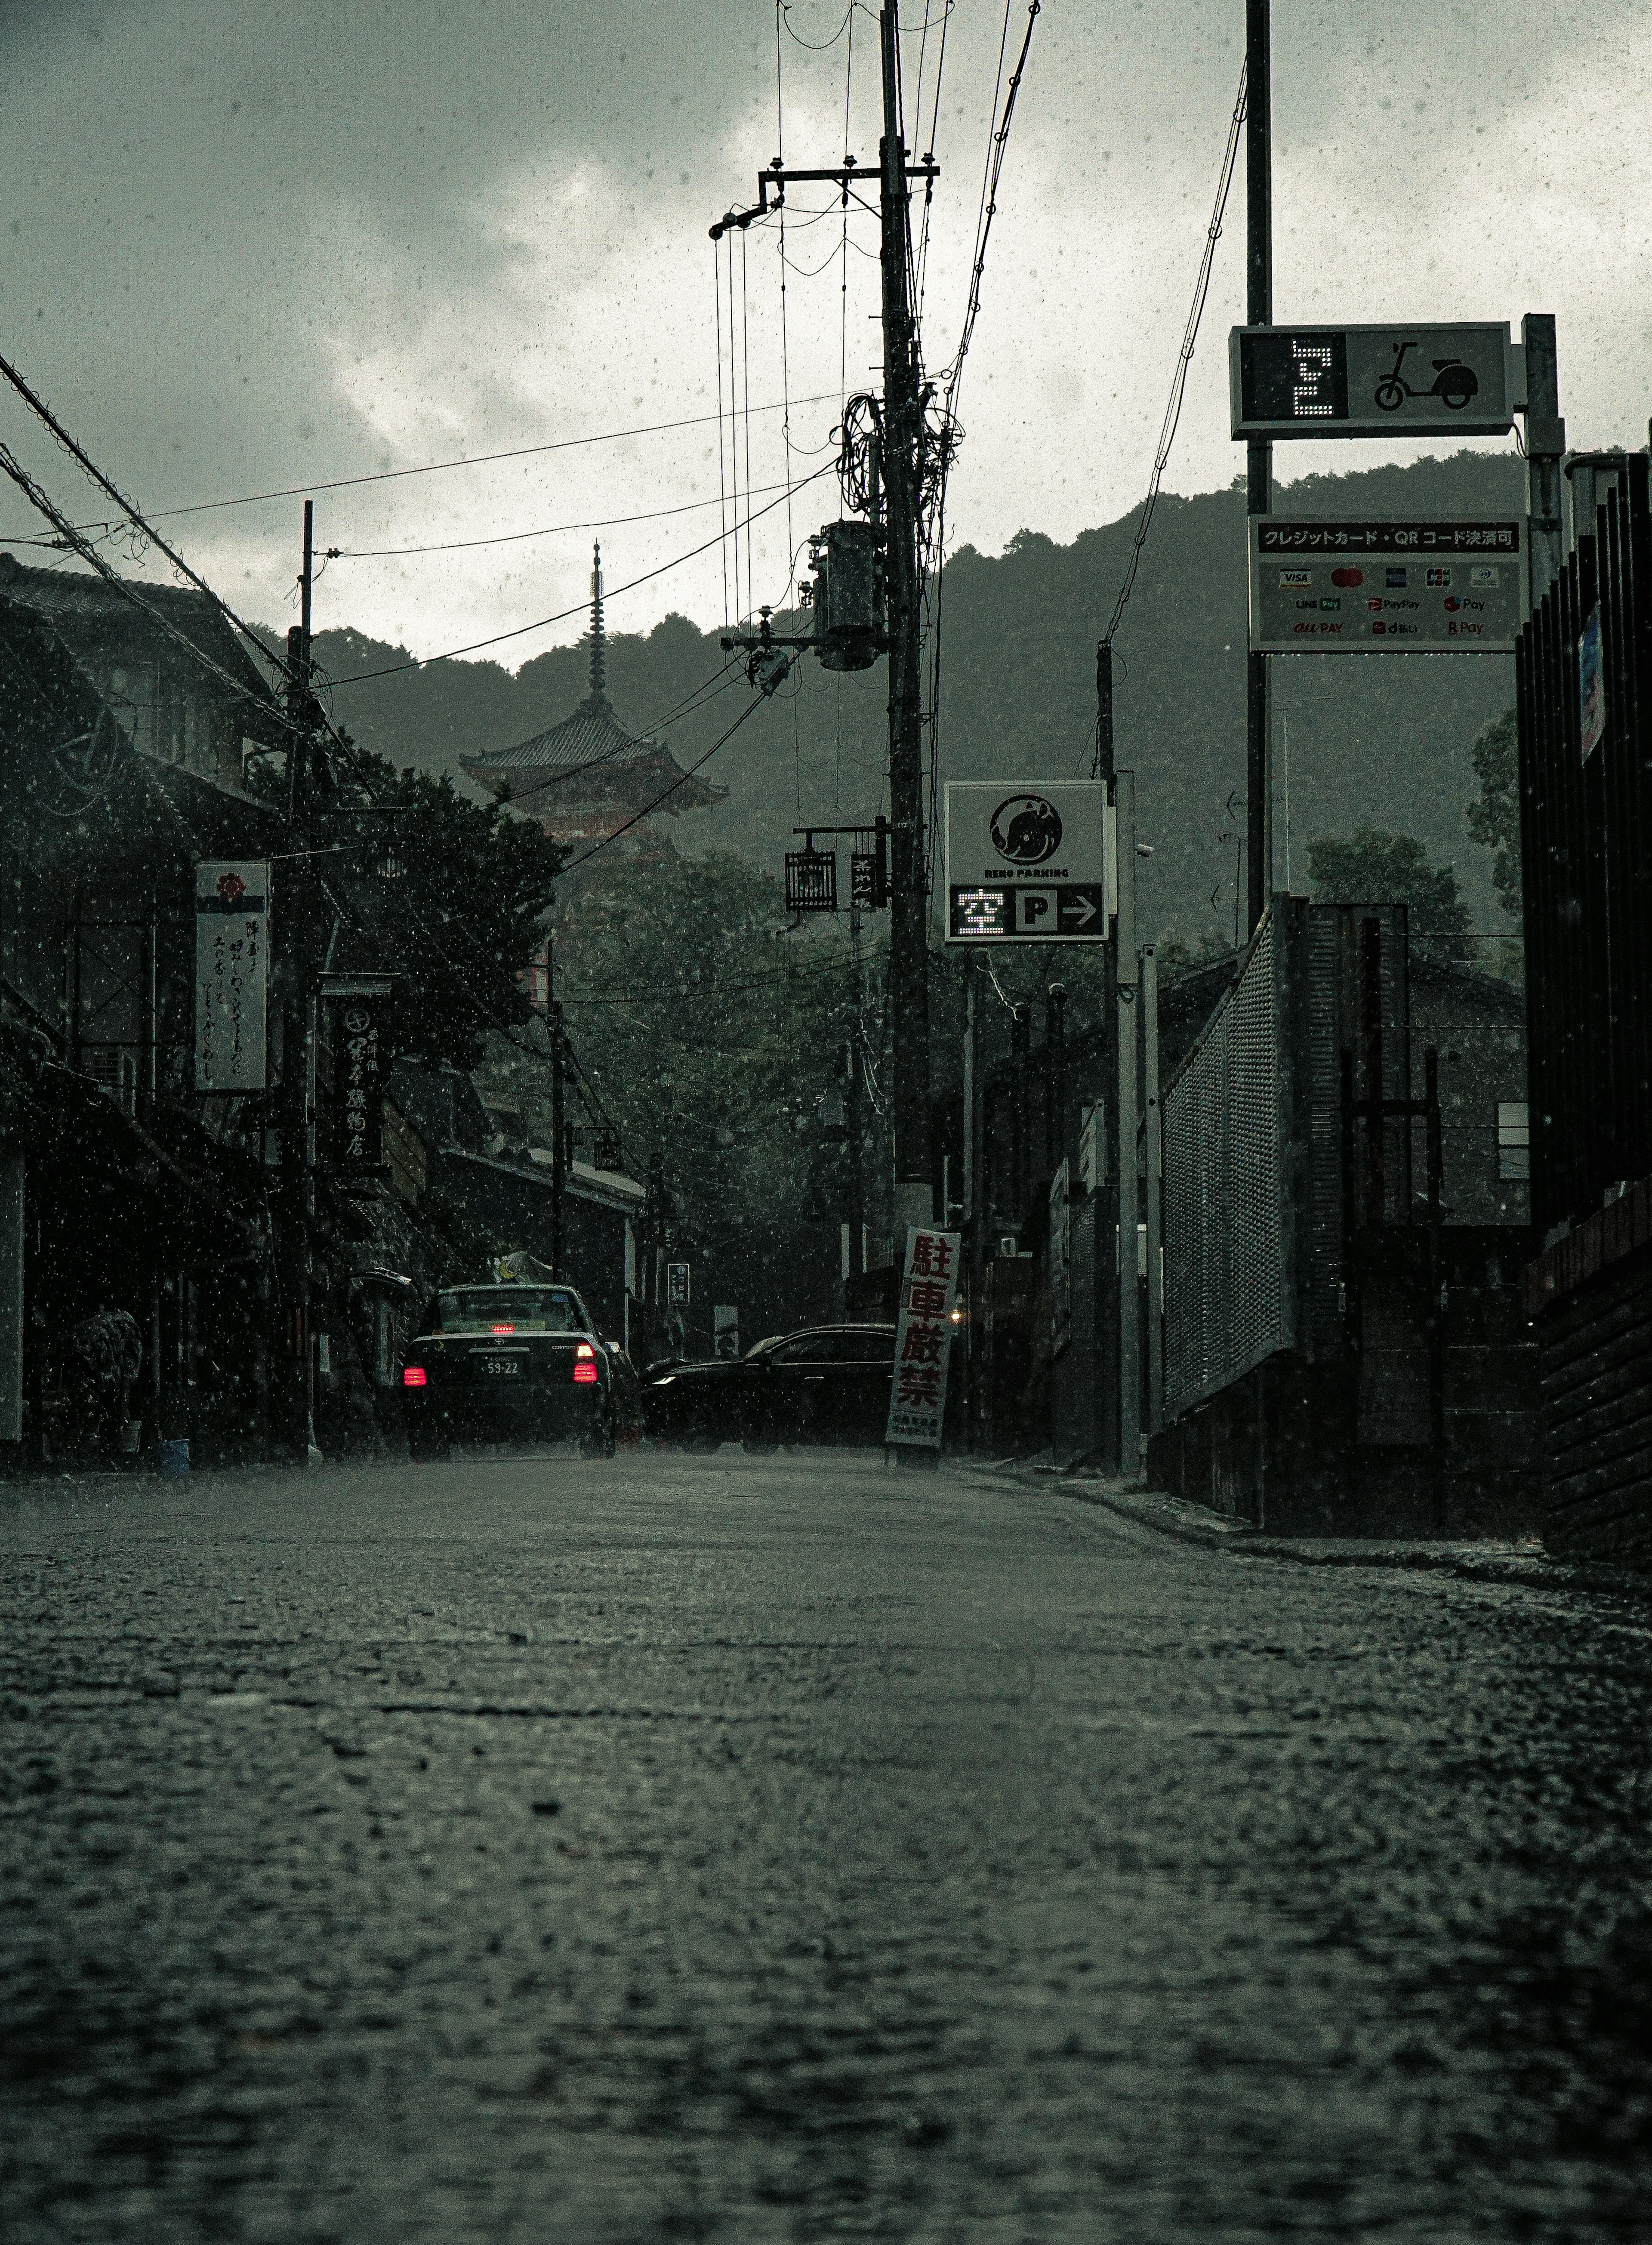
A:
[[0, 0, 1646, 668]]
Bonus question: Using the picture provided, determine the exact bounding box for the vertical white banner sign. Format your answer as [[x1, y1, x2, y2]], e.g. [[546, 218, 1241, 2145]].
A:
[[195, 861, 269, 1092], [885, 1225, 963, 1449]]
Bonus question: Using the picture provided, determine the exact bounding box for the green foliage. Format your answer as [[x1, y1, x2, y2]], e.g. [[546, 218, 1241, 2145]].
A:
[[1467, 707, 1521, 919], [480, 851, 868, 1330], [345, 748, 563, 1071], [1305, 824, 1471, 935]]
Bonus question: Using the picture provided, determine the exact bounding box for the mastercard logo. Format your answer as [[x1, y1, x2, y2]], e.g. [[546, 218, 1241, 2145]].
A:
[[1329, 566, 1365, 589]]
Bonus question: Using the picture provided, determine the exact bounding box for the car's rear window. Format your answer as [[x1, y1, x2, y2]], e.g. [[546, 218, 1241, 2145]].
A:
[[434, 1288, 583, 1333]]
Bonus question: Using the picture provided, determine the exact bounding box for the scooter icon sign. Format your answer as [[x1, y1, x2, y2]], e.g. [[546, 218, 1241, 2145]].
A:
[[1231, 322, 1514, 440]]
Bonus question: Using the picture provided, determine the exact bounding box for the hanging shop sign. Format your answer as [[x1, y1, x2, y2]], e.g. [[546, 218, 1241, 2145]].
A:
[[885, 1226, 962, 1449], [943, 782, 1113, 944], [194, 861, 268, 1092], [1248, 521, 1526, 653], [1230, 323, 1517, 441], [667, 1261, 692, 1308], [329, 994, 389, 1171]]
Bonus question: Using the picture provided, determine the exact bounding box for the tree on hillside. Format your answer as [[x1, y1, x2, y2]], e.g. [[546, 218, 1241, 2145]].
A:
[[479, 851, 873, 1334], [290, 745, 563, 1070], [1467, 708, 1521, 919], [1305, 825, 1470, 935]]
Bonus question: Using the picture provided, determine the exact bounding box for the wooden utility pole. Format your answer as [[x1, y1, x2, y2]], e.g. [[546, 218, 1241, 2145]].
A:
[[1245, 0, 1273, 938], [278, 499, 318, 1463], [548, 945, 565, 1279], [879, 0, 933, 1233]]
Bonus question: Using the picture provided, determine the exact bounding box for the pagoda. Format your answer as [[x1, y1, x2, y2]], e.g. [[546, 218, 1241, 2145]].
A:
[[461, 545, 726, 852]]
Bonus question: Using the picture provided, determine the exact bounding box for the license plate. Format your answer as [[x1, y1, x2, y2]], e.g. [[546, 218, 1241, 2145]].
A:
[[480, 1357, 524, 1377]]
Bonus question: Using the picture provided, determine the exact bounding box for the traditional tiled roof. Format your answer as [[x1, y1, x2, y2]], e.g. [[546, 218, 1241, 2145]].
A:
[[459, 543, 724, 808], [0, 551, 277, 703], [462, 689, 661, 780]]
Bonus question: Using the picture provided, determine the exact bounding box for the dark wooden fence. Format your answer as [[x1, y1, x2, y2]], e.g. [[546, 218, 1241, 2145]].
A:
[[1516, 452, 1652, 1237]]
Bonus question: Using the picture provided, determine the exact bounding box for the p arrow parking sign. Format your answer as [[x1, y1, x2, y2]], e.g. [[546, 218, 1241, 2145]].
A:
[[944, 782, 1113, 945]]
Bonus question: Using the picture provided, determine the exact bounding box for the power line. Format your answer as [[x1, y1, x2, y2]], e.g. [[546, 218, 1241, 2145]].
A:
[[40, 395, 844, 528], [330, 479, 796, 561], [1097, 59, 1246, 664], [331, 463, 837, 685], [937, 0, 1040, 415], [0, 348, 299, 704], [558, 692, 774, 874]]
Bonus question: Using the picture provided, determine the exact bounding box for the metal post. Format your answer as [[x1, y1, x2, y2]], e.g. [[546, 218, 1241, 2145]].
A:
[[1142, 943, 1163, 1438], [1522, 312, 1565, 608], [1010, 1004, 1029, 1222], [847, 903, 866, 1276], [1115, 771, 1141, 1476], [1245, 0, 1273, 938], [1425, 1044, 1445, 1532], [1045, 982, 1066, 1172], [879, 0, 932, 1231], [544, 938, 565, 1279], [962, 953, 977, 1218]]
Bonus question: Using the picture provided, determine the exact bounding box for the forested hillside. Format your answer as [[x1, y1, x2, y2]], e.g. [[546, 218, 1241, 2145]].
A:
[[317, 449, 1524, 945]]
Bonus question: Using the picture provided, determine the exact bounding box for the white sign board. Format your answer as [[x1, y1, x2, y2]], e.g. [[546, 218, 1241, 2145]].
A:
[[1249, 521, 1526, 653], [194, 861, 268, 1092], [944, 781, 1112, 944], [1230, 323, 1516, 441], [885, 1226, 962, 1449]]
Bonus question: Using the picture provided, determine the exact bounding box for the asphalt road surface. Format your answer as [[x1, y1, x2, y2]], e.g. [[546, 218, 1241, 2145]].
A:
[[4, 1449, 1652, 2243]]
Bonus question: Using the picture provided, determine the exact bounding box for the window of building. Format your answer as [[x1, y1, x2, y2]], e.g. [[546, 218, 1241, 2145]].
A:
[[1498, 1101, 1530, 1181]]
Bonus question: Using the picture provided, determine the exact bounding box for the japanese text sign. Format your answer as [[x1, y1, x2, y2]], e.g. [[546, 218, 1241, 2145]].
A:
[[1249, 521, 1526, 654], [194, 862, 268, 1093], [885, 1226, 962, 1449], [331, 998, 387, 1169]]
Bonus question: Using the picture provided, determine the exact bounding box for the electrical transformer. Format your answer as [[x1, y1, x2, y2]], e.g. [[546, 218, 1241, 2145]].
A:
[[808, 519, 884, 672]]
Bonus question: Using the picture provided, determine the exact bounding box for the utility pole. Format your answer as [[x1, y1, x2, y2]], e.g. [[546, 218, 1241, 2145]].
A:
[[1245, 0, 1273, 939], [548, 942, 565, 1280], [710, 17, 936, 1237], [1096, 642, 1121, 1469], [879, 0, 933, 1235], [1115, 771, 1141, 1477], [1142, 943, 1163, 1440], [278, 499, 318, 1465]]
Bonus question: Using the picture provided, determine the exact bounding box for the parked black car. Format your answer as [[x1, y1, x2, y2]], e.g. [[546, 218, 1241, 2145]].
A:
[[401, 1282, 617, 1458], [642, 1323, 898, 1450]]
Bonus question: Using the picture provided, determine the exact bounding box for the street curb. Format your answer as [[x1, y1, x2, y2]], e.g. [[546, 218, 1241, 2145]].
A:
[[955, 1457, 1652, 1604]]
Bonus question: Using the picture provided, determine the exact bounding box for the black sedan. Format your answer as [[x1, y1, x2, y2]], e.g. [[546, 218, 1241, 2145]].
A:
[[642, 1323, 897, 1451], [401, 1282, 617, 1458]]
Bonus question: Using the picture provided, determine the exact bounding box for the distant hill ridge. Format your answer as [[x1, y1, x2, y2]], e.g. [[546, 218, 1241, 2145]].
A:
[[314, 450, 1524, 942]]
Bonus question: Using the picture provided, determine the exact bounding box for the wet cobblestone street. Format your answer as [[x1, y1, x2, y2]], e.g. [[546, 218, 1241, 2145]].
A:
[[4, 1452, 1652, 2241]]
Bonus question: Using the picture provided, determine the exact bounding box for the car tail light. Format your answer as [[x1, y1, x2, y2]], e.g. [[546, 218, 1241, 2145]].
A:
[[575, 1342, 595, 1358], [403, 1365, 428, 1388], [490, 1323, 516, 1334], [572, 1362, 599, 1384]]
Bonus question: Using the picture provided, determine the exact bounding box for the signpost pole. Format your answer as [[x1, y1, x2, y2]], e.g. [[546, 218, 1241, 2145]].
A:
[[548, 942, 565, 1281], [1245, 0, 1273, 940], [1115, 771, 1141, 1476], [1522, 312, 1565, 607], [1142, 943, 1163, 1438]]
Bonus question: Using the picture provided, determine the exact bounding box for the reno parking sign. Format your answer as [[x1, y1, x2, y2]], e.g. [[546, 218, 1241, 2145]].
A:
[[943, 782, 1113, 945]]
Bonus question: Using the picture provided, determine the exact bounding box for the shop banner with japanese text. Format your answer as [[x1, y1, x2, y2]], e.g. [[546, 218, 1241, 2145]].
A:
[[332, 999, 387, 1170], [194, 861, 268, 1092], [885, 1225, 962, 1449]]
